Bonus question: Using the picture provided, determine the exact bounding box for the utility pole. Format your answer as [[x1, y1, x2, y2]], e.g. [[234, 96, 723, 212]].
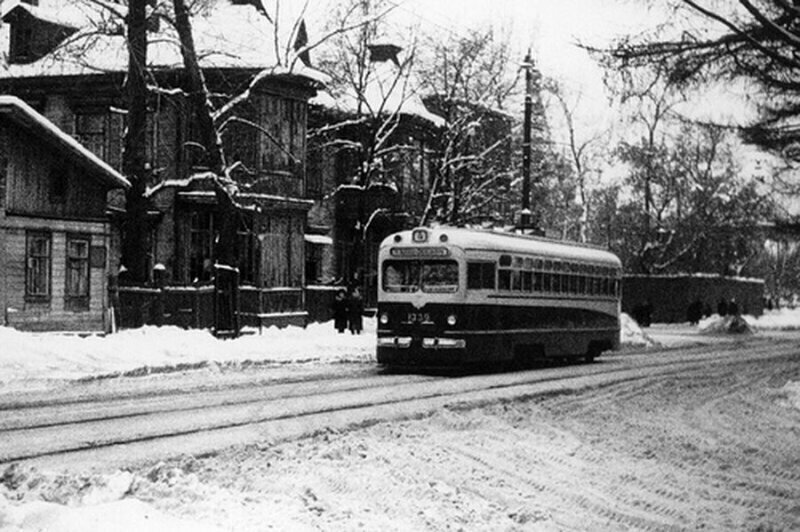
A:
[[520, 49, 533, 231]]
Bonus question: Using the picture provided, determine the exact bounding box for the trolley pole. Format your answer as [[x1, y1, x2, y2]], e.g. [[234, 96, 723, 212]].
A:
[[520, 49, 533, 232]]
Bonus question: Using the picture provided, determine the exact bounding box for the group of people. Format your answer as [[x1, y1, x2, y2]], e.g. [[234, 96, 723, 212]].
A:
[[686, 297, 741, 325], [332, 287, 364, 334]]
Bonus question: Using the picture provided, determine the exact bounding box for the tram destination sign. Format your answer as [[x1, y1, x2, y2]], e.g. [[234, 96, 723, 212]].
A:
[[389, 246, 450, 257]]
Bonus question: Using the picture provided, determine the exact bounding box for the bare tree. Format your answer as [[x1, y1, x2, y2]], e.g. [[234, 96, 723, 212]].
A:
[[544, 80, 611, 242], [307, 0, 433, 286], [415, 25, 522, 226], [589, 1, 800, 154]]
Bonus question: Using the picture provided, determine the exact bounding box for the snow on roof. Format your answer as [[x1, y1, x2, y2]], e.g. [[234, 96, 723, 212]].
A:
[[1, 0, 89, 29], [0, 1, 327, 84], [0, 95, 130, 189], [312, 60, 445, 127], [305, 233, 333, 245]]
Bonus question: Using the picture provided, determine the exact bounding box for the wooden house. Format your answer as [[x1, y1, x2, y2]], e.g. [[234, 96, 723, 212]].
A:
[[0, 0, 325, 328], [0, 96, 130, 331]]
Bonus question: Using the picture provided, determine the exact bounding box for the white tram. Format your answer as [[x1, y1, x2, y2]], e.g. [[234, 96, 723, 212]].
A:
[[376, 226, 622, 367]]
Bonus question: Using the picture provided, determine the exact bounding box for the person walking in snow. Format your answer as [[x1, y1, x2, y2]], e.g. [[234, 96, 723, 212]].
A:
[[332, 289, 348, 333], [347, 287, 364, 335]]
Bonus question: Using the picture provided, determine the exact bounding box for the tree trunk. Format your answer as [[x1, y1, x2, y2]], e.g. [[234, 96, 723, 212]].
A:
[[172, 0, 238, 268], [121, 0, 150, 283]]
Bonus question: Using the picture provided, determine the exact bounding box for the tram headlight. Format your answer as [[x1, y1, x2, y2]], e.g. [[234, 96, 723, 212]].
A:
[[379, 312, 389, 325], [447, 314, 457, 326]]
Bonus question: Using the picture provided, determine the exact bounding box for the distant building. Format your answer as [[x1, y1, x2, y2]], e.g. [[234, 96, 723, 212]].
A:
[[0, 96, 130, 331]]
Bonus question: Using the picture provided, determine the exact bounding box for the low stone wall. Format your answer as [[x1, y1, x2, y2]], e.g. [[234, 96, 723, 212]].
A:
[[623, 274, 765, 324]]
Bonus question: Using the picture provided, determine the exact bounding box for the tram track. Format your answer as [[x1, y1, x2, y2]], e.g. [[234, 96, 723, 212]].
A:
[[1, 337, 798, 468]]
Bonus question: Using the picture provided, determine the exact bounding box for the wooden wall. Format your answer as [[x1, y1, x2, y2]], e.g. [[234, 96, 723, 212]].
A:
[[0, 119, 115, 331], [1, 217, 112, 331], [0, 121, 109, 219]]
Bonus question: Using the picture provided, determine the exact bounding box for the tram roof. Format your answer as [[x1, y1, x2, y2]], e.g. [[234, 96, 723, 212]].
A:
[[381, 227, 622, 267]]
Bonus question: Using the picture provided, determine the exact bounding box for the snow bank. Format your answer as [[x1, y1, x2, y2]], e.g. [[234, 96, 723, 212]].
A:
[[619, 312, 657, 347], [698, 314, 754, 335], [0, 466, 223, 532], [748, 307, 800, 331], [0, 495, 221, 532], [695, 307, 800, 335], [0, 319, 376, 386]]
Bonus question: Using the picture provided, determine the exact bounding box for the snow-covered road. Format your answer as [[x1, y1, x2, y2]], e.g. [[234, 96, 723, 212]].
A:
[[2, 336, 799, 531], [2, 311, 800, 531]]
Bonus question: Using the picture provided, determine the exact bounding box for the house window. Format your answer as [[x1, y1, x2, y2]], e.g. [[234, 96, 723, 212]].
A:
[[237, 215, 258, 286], [25, 232, 51, 301], [305, 242, 323, 284], [75, 113, 108, 160], [65, 235, 90, 311], [11, 26, 33, 62], [189, 210, 215, 283], [259, 95, 305, 174], [221, 101, 258, 179], [305, 144, 323, 197]]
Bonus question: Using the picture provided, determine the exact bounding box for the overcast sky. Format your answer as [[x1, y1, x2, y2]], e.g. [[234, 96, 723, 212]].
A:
[[397, 0, 657, 98]]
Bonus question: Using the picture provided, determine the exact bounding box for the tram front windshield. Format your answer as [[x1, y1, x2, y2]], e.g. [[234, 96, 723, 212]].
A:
[[382, 260, 459, 293]]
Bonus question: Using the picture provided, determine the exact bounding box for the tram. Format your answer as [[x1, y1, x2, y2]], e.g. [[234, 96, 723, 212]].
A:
[[376, 226, 622, 368]]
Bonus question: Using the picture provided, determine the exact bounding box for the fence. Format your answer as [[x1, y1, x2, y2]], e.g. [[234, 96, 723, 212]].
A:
[[622, 274, 765, 324], [118, 285, 309, 331], [116, 285, 341, 331]]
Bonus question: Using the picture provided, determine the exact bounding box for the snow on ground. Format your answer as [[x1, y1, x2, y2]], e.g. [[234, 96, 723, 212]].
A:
[[3, 309, 800, 387], [1, 308, 799, 388], [0, 319, 377, 388], [2, 309, 800, 531]]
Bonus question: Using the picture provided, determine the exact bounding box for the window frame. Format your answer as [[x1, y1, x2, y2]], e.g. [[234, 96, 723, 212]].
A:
[[65, 233, 91, 311], [189, 209, 216, 284], [25, 231, 52, 302]]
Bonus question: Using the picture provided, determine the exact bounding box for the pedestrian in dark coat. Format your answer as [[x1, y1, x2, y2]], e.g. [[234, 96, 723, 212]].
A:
[[348, 287, 364, 335], [687, 298, 703, 325], [332, 289, 348, 333]]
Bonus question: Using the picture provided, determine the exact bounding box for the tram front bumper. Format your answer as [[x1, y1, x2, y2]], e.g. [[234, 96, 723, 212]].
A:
[[376, 336, 466, 349], [377, 336, 413, 348], [377, 334, 468, 367], [421, 337, 466, 349]]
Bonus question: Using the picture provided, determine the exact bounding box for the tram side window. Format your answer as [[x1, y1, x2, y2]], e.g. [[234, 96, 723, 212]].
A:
[[498, 269, 511, 290], [521, 270, 533, 291], [467, 262, 496, 289]]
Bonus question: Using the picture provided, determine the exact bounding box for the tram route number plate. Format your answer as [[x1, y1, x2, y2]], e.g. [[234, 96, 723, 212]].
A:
[[405, 312, 432, 324]]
